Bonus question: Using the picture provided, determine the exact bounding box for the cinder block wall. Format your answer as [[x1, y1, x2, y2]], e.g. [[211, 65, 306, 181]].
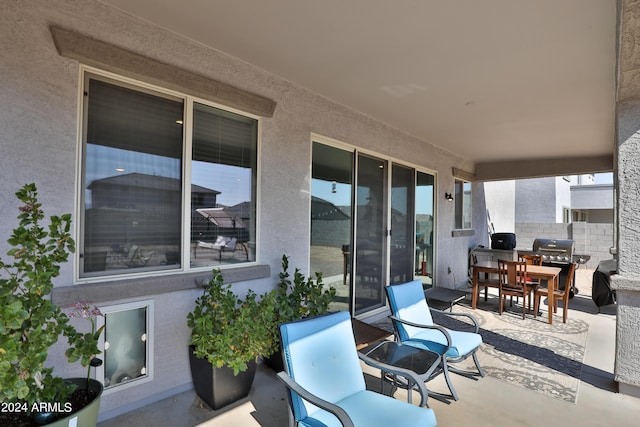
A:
[[515, 222, 614, 268]]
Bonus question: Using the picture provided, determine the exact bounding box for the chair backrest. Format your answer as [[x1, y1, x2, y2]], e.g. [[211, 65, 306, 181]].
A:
[[519, 254, 542, 266], [280, 311, 365, 422], [385, 280, 433, 341], [560, 262, 577, 298], [498, 260, 527, 289]]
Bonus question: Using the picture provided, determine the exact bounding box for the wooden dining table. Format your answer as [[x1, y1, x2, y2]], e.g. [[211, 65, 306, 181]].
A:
[[471, 261, 562, 324]]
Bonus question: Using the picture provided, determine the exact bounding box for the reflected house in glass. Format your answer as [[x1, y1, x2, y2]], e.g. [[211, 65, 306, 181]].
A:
[[310, 196, 351, 249], [85, 173, 225, 272], [311, 196, 351, 221]]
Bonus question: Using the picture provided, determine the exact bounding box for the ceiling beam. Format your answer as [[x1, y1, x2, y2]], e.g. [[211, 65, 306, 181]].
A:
[[475, 155, 614, 181]]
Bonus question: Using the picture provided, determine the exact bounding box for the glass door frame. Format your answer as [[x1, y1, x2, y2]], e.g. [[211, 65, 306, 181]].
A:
[[310, 135, 438, 317]]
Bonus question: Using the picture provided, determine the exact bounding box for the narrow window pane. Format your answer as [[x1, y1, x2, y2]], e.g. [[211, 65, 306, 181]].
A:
[[82, 78, 183, 277], [415, 172, 434, 285], [463, 181, 472, 228], [190, 102, 257, 267], [454, 179, 472, 229]]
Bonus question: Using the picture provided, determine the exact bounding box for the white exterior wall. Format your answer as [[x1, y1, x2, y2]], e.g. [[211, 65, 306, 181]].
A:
[[555, 176, 572, 223], [0, 0, 481, 419], [483, 180, 515, 233]]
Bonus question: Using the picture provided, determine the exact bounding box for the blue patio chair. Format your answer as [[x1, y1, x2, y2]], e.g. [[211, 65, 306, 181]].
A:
[[385, 280, 485, 401], [277, 311, 438, 427]]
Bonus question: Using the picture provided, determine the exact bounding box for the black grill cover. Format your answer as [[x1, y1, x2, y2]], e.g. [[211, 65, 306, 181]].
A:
[[491, 233, 516, 250], [592, 259, 617, 307]]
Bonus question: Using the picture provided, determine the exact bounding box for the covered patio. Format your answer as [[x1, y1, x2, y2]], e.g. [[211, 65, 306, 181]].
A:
[[98, 269, 639, 426], [4, 1, 640, 425]]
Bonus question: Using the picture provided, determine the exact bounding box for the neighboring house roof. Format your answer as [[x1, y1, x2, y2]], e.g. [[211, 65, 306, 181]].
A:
[[225, 201, 252, 220], [88, 173, 220, 195]]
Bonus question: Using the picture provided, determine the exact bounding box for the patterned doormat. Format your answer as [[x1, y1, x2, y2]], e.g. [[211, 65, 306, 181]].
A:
[[375, 302, 589, 403]]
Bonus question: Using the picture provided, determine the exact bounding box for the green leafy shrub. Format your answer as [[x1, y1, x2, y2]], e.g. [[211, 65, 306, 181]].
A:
[[0, 184, 102, 411], [269, 255, 336, 348], [187, 269, 277, 375], [273, 254, 336, 322]]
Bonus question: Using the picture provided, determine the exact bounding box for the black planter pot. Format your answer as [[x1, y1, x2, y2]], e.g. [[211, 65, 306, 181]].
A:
[[264, 341, 284, 372], [188, 346, 257, 410]]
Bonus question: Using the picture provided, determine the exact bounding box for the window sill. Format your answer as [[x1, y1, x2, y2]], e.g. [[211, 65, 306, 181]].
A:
[[52, 264, 270, 306], [451, 229, 475, 237]]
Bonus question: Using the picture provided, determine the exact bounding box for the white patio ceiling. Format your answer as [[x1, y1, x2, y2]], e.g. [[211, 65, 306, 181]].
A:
[[100, 0, 617, 180]]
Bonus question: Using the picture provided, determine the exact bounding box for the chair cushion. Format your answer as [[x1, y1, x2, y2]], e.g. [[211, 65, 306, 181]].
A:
[[405, 329, 482, 358], [386, 280, 482, 358], [300, 390, 437, 427], [281, 312, 366, 421], [386, 280, 434, 341], [214, 235, 228, 246]]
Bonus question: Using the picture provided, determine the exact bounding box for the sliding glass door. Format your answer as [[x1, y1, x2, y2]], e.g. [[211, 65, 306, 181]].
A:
[[389, 164, 415, 285], [310, 143, 353, 312], [354, 154, 388, 314], [311, 140, 436, 315]]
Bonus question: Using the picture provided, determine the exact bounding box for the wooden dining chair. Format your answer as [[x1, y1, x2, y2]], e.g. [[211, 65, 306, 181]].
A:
[[497, 260, 535, 319], [519, 254, 542, 268], [533, 262, 576, 323], [518, 254, 543, 308], [471, 254, 500, 302]]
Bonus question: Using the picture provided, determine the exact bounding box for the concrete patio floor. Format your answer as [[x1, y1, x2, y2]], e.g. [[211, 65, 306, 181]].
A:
[[99, 268, 640, 427]]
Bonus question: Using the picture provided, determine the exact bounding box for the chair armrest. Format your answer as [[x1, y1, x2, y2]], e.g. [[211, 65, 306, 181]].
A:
[[428, 308, 480, 333], [388, 315, 453, 348], [358, 352, 430, 407], [276, 372, 355, 427]]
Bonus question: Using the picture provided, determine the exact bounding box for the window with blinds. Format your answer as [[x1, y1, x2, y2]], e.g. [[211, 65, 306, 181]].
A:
[[454, 179, 472, 230], [80, 72, 257, 279]]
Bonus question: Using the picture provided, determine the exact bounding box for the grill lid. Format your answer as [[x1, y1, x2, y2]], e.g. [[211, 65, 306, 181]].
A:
[[532, 238, 575, 263]]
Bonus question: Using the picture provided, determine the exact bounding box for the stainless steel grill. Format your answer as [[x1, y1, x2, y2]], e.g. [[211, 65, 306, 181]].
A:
[[532, 238, 575, 263], [531, 238, 578, 296]]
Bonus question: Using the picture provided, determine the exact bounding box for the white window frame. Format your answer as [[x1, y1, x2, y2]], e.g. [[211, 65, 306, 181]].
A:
[[75, 66, 260, 283], [97, 300, 155, 395]]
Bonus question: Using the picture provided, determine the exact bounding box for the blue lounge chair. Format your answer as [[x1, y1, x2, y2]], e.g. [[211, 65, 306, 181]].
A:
[[385, 280, 485, 401], [277, 311, 437, 427]]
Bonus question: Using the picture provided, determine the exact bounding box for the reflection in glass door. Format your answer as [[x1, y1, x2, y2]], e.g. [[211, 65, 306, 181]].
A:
[[390, 165, 415, 284], [354, 154, 387, 314], [311, 141, 436, 314], [415, 171, 435, 286], [310, 143, 353, 312]]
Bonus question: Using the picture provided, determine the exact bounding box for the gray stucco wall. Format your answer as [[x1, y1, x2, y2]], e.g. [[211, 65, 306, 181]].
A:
[[613, 98, 640, 393], [515, 177, 558, 223], [0, 0, 478, 419]]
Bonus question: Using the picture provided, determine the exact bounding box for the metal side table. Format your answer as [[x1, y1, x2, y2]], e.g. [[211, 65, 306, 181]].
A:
[[361, 340, 442, 407], [424, 287, 467, 311]]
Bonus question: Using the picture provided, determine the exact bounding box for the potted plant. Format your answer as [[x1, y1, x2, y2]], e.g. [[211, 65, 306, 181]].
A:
[[264, 254, 336, 371], [187, 269, 276, 410], [0, 183, 104, 427]]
